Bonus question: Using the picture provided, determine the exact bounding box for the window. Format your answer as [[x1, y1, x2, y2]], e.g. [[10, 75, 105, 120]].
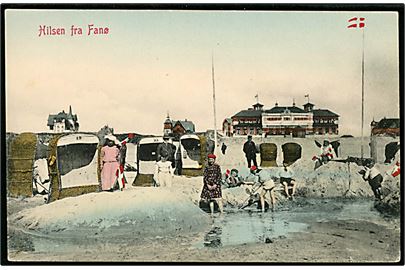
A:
[[267, 117, 282, 121]]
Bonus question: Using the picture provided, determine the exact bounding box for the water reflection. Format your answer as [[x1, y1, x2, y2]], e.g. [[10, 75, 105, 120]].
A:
[[203, 226, 222, 248], [199, 211, 308, 248]]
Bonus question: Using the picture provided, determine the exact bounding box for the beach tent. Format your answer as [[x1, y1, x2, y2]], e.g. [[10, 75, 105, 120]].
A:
[[7, 133, 38, 197], [282, 143, 302, 166], [181, 134, 208, 177], [133, 136, 164, 186], [47, 133, 100, 202], [179, 134, 202, 169], [260, 143, 278, 167]]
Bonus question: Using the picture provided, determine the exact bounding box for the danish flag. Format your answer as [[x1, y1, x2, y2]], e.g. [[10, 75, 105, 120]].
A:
[[391, 161, 400, 177], [347, 17, 365, 28], [116, 133, 134, 189]]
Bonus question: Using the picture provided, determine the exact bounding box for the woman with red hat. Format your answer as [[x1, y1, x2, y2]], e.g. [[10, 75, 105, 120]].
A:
[[200, 154, 223, 216]]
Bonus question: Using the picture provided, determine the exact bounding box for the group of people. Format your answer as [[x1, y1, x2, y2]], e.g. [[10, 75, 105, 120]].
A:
[[101, 132, 399, 215], [200, 134, 400, 216], [101, 133, 176, 191], [153, 134, 176, 188], [201, 152, 298, 216]]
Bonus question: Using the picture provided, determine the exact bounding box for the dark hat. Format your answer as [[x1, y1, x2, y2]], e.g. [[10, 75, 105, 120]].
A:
[[247, 135, 252, 138]]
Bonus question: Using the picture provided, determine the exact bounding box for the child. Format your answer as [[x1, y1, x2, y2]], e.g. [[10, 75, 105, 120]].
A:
[[361, 161, 383, 200]]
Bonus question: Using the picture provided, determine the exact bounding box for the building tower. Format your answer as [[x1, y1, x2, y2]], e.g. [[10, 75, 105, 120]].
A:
[[163, 113, 173, 135]]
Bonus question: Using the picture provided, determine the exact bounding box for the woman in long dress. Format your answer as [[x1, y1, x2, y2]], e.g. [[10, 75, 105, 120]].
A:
[[100, 138, 120, 191], [200, 154, 223, 216]]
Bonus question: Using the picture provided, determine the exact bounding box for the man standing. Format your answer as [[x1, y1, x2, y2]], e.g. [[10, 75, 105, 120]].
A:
[[243, 135, 258, 168], [200, 154, 224, 216], [221, 142, 227, 155], [157, 134, 175, 167]]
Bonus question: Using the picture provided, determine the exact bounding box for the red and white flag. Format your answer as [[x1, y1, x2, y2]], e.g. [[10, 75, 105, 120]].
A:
[[347, 17, 365, 28], [391, 161, 400, 177]]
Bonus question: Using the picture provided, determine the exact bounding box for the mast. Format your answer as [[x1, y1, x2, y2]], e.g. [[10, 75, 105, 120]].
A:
[[361, 27, 365, 159], [211, 53, 218, 155]]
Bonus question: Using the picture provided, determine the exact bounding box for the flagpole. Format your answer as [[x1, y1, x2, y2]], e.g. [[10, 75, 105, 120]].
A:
[[361, 27, 365, 159], [211, 53, 218, 156]]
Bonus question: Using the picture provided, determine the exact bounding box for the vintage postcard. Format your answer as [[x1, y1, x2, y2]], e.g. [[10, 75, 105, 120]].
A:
[[1, 4, 403, 264]]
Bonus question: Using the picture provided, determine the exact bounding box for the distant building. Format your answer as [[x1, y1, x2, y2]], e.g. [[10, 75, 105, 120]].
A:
[[163, 114, 195, 138], [304, 102, 339, 135], [224, 99, 340, 137], [172, 120, 195, 137], [47, 106, 79, 133], [371, 118, 400, 137], [231, 103, 263, 135], [262, 102, 313, 136]]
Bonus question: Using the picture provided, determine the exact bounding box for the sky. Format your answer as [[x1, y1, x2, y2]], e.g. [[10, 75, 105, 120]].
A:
[[5, 8, 400, 136]]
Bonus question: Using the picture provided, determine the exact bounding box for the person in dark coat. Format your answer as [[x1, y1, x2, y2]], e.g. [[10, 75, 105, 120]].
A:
[[156, 134, 175, 167], [243, 135, 258, 168], [221, 142, 227, 155], [200, 154, 223, 216]]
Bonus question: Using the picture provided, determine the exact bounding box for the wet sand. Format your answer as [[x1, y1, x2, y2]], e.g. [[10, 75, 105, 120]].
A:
[[7, 197, 401, 263]]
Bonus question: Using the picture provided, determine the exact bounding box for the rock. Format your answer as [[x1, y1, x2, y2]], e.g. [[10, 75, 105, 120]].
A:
[[265, 237, 273, 243]]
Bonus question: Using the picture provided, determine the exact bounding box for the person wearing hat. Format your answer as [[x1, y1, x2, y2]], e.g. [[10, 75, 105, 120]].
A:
[[279, 162, 297, 200], [100, 136, 120, 191], [243, 166, 275, 212], [243, 135, 258, 169], [200, 154, 224, 216], [157, 134, 175, 168], [225, 168, 243, 188]]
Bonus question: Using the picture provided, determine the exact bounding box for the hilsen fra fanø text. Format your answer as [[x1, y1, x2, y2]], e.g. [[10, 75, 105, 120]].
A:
[[38, 24, 110, 37]]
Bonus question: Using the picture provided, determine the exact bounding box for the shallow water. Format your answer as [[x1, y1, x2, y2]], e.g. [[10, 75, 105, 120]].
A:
[[198, 212, 308, 248], [196, 198, 393, 248], [12, 198, 395, 253]]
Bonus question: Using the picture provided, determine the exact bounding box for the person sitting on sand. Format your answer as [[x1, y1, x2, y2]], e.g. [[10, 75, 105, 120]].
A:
[[279, 162, 297, 200], [359, 160, 383, 200], [225, 169, 244, 188], [154, 152, 174, 188], [312, 140, 337, 170], [200, 154, 224, 216]]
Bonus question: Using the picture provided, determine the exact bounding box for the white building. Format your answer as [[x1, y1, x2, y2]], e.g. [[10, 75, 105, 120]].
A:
[[262, 103, 313, 136], [47, 106, 79, 133]]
